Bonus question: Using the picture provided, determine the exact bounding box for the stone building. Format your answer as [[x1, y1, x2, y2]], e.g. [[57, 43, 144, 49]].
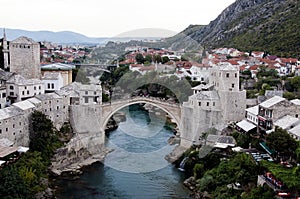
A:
[[41, 63, 74, 87], [28, 93, 69, 129], [0, 105, 30, 146], [57, 82, 102, 105], [42, 72, 64, 92], [9, 36, 41, 79], [257, 96, 300, 133], [6, 74, 44, 103], [180, 62, 246, 147]]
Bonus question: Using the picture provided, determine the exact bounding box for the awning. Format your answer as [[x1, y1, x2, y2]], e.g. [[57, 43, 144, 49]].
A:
[[259, 142, 275, 155], [17, 147, 29, 153], [0, 146, 18, 158], [236, 120, 256, 132]]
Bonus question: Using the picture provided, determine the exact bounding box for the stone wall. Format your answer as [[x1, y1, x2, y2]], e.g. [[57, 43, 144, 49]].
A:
[[219, 90, 247, 124], [9, 37, 41, 79], [180, 101, 223, 148]]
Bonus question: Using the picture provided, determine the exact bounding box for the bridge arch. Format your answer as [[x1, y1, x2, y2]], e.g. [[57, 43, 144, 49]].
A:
[[101, 97, 181, 134]]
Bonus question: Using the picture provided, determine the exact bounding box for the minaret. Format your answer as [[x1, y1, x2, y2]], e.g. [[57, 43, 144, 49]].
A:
[[2, 29, 9, 70]]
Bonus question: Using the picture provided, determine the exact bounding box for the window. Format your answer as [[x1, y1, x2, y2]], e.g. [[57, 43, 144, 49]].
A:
[[207, 102, 209, 106], [48, 83, 51, 89], [84, 97, 89, 103], [39, 86, 41, 90], [296, 114, 298, 118], [57, 106, 59, 110], [13, 124, 15, 128], [34, 86, 36, 90], [2, 93, 6, 98], [22, 91, 25, 95], [9, 85, 14, 90], [10, 92, 14, 96], [6, 128, 8, 132], [0, 129, 1, 134], [226, 73, 229, 78], [94, 91, 97, 95], [232, 84, 235, 88], [51, 83, 54, 89], [213, 102, 215, 106], [27, 90, 29, 95], [235, 73, 237, 78], [85, 91, 88, 95], [198, 102, 201, 106], [25, 86, 27, 89]]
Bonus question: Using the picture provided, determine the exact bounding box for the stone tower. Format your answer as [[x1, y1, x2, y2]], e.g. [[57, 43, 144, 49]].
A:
[[2, 29, 9, 70], [209, 63, 246, 124], [9, 36, 41, 79]]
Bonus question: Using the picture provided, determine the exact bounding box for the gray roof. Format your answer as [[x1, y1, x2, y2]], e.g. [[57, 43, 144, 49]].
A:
[[0, 69, 14, 81], [246, 105, 258, 115], [259, 96, 285, 108], [291, 99, 300, 106], [35, 93, 62, 101], [7, 74, 42, 85], [236, 120, 256, 132], [195, 90, 219, 100], [0, 106, 23, 120], [273, 115, 300, 130], [41, 63, 75, 71], [192, 84, 214, 91], [27, 97, 42, 105], [42, 72, 61, 80], [12, 100, 35, 111], [10, 36, 38, 44], [288, 124, 300, 137], [217, 63, 238, 71]]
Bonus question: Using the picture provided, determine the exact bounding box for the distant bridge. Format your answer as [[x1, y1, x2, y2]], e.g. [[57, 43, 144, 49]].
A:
[[75, 64, 111, 73]]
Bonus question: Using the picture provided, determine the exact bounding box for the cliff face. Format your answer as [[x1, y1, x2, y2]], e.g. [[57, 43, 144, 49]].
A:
[[174, 0, 299, 57]]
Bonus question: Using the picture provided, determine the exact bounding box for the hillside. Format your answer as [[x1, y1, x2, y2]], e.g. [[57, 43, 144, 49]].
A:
[[0, 28, 110, 44], [176, 0, 300, 57]]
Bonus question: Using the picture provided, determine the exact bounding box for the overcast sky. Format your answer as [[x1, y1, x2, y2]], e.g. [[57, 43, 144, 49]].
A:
[[1, 0, 236, 37]]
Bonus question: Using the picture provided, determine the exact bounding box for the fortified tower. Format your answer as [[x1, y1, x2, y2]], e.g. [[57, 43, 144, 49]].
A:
[[9, 36, 41, 79], [209, 63, 246, 124]]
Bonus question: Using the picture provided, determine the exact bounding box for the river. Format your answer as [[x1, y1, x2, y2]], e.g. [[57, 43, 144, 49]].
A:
[[54, 104, 191, 199]]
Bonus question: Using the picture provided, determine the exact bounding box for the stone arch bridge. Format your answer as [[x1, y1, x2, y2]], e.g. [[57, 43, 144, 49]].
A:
[[100, 96, 181, 131]]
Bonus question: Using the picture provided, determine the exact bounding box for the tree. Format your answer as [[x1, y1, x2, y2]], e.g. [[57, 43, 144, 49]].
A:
[[162, 56, 170, 64], [29, 111, 61, 161], [153, 55, 162, 63], [135, 53, 144, 64], [0, 167, 32, 198], [266, 127, 298, 158], [144, 54, 153, 63], [193, 163, 205, 179]]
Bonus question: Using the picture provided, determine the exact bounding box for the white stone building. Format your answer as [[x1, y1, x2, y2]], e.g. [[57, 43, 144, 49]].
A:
[[42, 72, 64, 92], [41, 63, 74, 87], [0, 106, 30, 146], [57, 82, 102, 105], [6, 74, 44, 103], [189, 64, 211, 82], [245, 105, 259, 125]]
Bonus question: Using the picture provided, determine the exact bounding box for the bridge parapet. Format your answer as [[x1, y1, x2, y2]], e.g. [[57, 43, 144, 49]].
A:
[[100, 96, 182, 132], [102, 96, 181, 108]]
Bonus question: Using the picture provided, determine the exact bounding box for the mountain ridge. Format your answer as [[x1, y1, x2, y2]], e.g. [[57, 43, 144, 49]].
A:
[[172, 0, 299, 57]]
